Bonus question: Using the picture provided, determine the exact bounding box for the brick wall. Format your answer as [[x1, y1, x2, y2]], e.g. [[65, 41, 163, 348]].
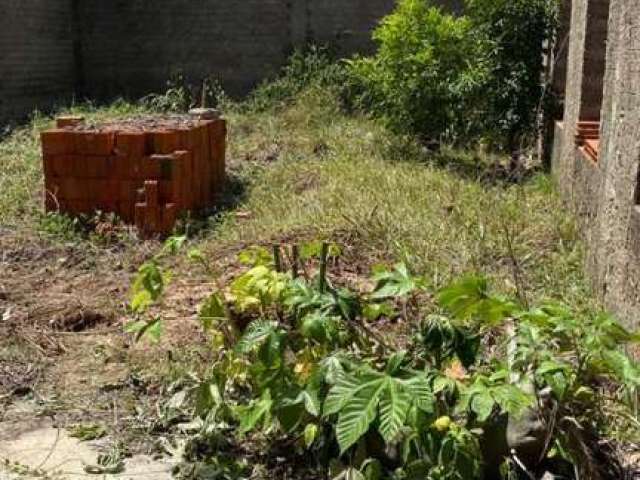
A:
[[0, 0, 75, 126]]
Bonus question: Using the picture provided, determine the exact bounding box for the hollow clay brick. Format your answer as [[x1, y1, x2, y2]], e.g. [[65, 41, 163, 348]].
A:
[[148, 154, 175, 180], [41, 116, 226, 236], [144, 180, 159, 209], [118, 201, 135, 223], [115, 131, 147, 158], [75, 131, 116, 156], [136, 187, 145, 204], [57, 177, 87, 201], [118, 181, 138, 203], [113, 153, 139, 180], [162, 203, 177, 234], [135, 202, 146, 233], [43, 155, 56, 178], [41, 130, 75, 156], [153, 130, 180, 154], [174, 150, 191, 210], [56, 116, 85, 129], [66, 200, 92, 215], [199, 123, 212, 203], [85, 156, 113, 178]]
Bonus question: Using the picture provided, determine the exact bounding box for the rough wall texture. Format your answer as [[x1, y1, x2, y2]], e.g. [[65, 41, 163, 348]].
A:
[[78, 0, 460, 100], [552, 0, 640, 328], [0, 0, 75, 125], [1, 0, 461, 123], [589, 0, 640, 325]]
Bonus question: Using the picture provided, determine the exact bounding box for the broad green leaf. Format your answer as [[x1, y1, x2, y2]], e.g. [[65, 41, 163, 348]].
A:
[[371, 263, 422, 299], [237, 246, 273, 267], [239, 389, 273, 433], [378, 378, 410, 443], [437, 275, 515, 325], [470, 390, 494, 421], [403, 375, 434, 413], [129, 261, 168, 313], [335, 377, 387, 453], [161, 235, 187, 256], [362, 302, 394, 321], [324, 372, 374, 416], [304, 423, 319, 448], [125, 316, 162, 343], [198, 292, 226, 331]]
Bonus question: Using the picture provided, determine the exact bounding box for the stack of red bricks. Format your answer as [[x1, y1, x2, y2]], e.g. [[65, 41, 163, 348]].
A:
[[41, 111, 226, 235], [574, 120, 600, 162]]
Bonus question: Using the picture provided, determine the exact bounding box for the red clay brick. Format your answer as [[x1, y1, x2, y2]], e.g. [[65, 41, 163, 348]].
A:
[[66, 200, 92, 215], [198, 123, 211, 203], [136, 187, 145, 203], [134, 202, 148, 235], [162, 203, 177, 234], [115, 131, 147, 158], [153, 130, 180, 154], [118, 201, 135, 223], [41, 116, 226, 236], [209, 119, 227, 197], [57, 177, 87, 201], [41, 130, 75, 156], [148, 154, 175, 180], [43, 155, 56, 178], [84, 156, 113, 178], [75, 131, 116, 156], [174, 150, 191, 210], [144, 180, 159, 209], [110, 154, 132, 182], [56, 116, 85, 129], [118, 181, 139, 203]]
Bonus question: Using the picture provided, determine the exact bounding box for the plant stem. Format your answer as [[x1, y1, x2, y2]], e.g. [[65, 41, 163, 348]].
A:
[[273, 244, 282, 273], [318, 242, 328, 293], [291, 244, 300, 278]]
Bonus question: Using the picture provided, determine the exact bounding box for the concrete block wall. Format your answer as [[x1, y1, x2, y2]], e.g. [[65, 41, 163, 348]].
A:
[[552, 0, 640, 328], [78, 0, 462, 100], [0, 0, 76, 125], [1, 0, 462, 124], [588, 0, 640, 326]]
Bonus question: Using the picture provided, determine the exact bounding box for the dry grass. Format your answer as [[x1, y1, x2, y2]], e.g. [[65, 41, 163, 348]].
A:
[[0, 85, 598, 454]]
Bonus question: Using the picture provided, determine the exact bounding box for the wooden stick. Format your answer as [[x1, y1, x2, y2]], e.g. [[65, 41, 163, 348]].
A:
[[291, 244, 299, 278], [318, 242, 328, 293], [273, 244, 282, 273]]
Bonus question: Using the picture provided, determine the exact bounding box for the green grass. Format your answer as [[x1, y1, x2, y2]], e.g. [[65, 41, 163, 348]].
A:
[[0, 85, 593, 310], [0, 100, 151, 226], [207, 86, 591, 308]]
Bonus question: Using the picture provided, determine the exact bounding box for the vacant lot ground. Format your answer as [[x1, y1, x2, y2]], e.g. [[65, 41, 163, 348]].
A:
[[0, 86, 597, 477]]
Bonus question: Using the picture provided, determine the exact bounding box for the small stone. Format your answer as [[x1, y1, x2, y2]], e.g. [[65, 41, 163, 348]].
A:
[[188, 108, 220, 120]]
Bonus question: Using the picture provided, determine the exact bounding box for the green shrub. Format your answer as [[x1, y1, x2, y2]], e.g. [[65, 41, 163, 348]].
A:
[[467, 0, 559, 151], [348, 0, 488, 143], [247, 46, 348, 112], [348, 0, 559, 151]]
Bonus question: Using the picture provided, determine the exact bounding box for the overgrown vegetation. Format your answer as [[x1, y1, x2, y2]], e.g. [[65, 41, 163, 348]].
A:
[[1, 5, 637, 478], [128, 240, 639, 479], [348, 0, 558, 151]]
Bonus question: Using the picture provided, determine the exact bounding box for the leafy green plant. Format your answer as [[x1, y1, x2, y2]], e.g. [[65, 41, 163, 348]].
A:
[[466, 0, 559, 151], [348, 0, 559, 151], [125, 235, 186, 343], [130, 242, 640, 479], [325, 353, 433, 453], [247, 46, 347, 112], [347, 0, 487, 143]]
